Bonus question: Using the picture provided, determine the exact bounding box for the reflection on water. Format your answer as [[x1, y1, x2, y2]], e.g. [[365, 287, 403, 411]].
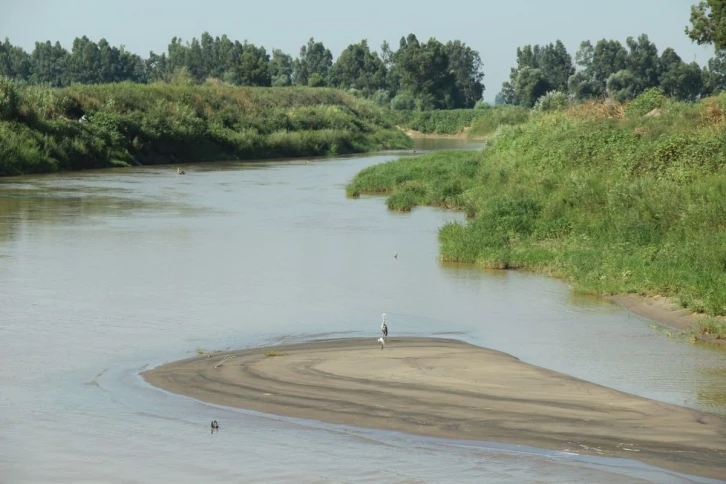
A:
[[1, 145, 725, 483]]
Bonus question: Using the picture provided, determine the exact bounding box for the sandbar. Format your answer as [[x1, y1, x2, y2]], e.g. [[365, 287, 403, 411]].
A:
[[143, 337, 726, 480]]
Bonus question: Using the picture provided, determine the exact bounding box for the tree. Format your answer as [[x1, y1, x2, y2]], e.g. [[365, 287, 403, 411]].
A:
[[686, 0, 726, 51], [582, 39, 629, 97], [514, 67, 551, 107], [626, 34, 661, 91], [67, 36, 102, 84], [236, 42, 270, 86], [494, 90, 510, 105], [293, 37, 332, 86], [503, 40, 573, 106], [269, 49, 293, 86], [702, 49, 726, 94], [568, 71, 600, 99], [607, 69, 639, 102], [395, 34, 456, 109], [380, 40, 400, 94], [166, 37, 190, 80], [444, 40, 485, 107], [328, 40, 387, 95], [30, 40, 69, 86], [0, 38, 31, 80], [658, 48, 704, 100], [537, 40, 574, 92], [146, 51, 168, 82], [665, 62, 704, 100]]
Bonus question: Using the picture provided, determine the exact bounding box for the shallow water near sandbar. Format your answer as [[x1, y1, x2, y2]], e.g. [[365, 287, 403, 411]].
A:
[[1, 140, 725, 483]]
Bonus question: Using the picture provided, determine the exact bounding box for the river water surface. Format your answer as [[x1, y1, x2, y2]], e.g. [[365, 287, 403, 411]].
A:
[[1, 139, 725, 483]]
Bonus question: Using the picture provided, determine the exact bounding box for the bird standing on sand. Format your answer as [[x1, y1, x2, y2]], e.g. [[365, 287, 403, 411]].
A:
[[377, 337, 385, 350], [211, 420, 219, 431], [381, 313, 388, 337]]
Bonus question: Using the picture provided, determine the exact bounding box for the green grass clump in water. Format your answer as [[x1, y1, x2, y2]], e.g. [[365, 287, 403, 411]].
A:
[[346, 150, 479, 209], [348, 91, 726, 320], [0, 78, 411, 176]]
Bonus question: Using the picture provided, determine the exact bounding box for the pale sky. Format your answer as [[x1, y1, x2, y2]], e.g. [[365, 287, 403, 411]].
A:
[[1, 0, 715, 101]]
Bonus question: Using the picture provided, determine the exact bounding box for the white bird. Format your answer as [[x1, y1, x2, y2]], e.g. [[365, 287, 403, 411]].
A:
[[381, 313, 388, 337], [377, 337, 385, 350]]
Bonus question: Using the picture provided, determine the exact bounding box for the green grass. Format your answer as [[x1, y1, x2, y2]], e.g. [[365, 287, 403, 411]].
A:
[[347, 92, 726, 319], [385, 105, 530, 137], [0, 78, 411, 176], [691, 317, 726, 340], [264, 350, 286, 357]]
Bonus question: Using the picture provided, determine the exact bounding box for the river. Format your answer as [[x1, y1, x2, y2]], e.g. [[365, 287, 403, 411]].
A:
[[1, 139, 725, 483]]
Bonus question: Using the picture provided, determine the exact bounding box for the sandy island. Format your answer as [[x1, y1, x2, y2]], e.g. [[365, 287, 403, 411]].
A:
[[143, 337, 726, 480]]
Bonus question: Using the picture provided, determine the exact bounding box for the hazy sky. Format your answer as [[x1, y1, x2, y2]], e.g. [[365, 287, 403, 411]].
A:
[[1, 0, 715, 101]]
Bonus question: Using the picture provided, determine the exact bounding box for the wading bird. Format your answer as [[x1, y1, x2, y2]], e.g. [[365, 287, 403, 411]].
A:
[[377, 337, 385, 350], [211, 420, 219, 431], [381, 313, 388, 337]]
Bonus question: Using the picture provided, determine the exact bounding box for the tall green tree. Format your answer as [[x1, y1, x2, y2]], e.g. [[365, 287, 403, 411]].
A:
[[660, 61, 704, 100], [396, 34, 456, 109], [569, 39, 629, 99], [269, 49, 293, 86], [235, 42, 270, 86], [537, 40, 574, 92], [0, 38, 31, 80], [607, 69, 639, 102], [444, 40, 485, 108], [30, 40, 69, 86], [503, 40, 572, 106], [328, 40, 387, 95], [626, 34, 661, 91], [686, 0, 726, 51], [514, 67, 551, 107], [379, 40, 400, 95], [293, 37, 332, 86], [702, 49, 726, 93], [67, 36, 102, 84]]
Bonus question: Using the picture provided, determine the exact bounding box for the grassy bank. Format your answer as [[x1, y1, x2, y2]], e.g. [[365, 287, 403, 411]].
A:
[[0, 79, 411, 176], [386, 105, 530, 137], [348, 91, 726, 340]]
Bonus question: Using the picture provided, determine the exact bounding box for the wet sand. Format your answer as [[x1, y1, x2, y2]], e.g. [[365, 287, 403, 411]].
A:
[[143, 337, 726, 480], [611, 294, 726, 346]]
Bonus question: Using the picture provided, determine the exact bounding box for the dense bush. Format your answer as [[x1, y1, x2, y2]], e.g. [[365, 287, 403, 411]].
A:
[[0, 79, 411, 176]]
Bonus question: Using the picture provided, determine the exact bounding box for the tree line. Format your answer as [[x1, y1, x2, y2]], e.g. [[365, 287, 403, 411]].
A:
[[497, 1, 726, 107], [0, 33, 484, 110], [4, 1, 725, 111], [495, 35, 725, 107]]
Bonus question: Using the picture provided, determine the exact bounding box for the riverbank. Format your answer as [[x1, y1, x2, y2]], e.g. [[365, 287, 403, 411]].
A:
[[143, 337, 726, 480], [387, 106, 530, 138], [0, 80, 411, 176], [401, 127, 485, 140], [347, 91, 726, 342], [610, 294, 726, 347]]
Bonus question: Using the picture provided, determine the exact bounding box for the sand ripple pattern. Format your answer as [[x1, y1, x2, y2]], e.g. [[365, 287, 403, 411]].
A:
[[144, 337, 726, 481]]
